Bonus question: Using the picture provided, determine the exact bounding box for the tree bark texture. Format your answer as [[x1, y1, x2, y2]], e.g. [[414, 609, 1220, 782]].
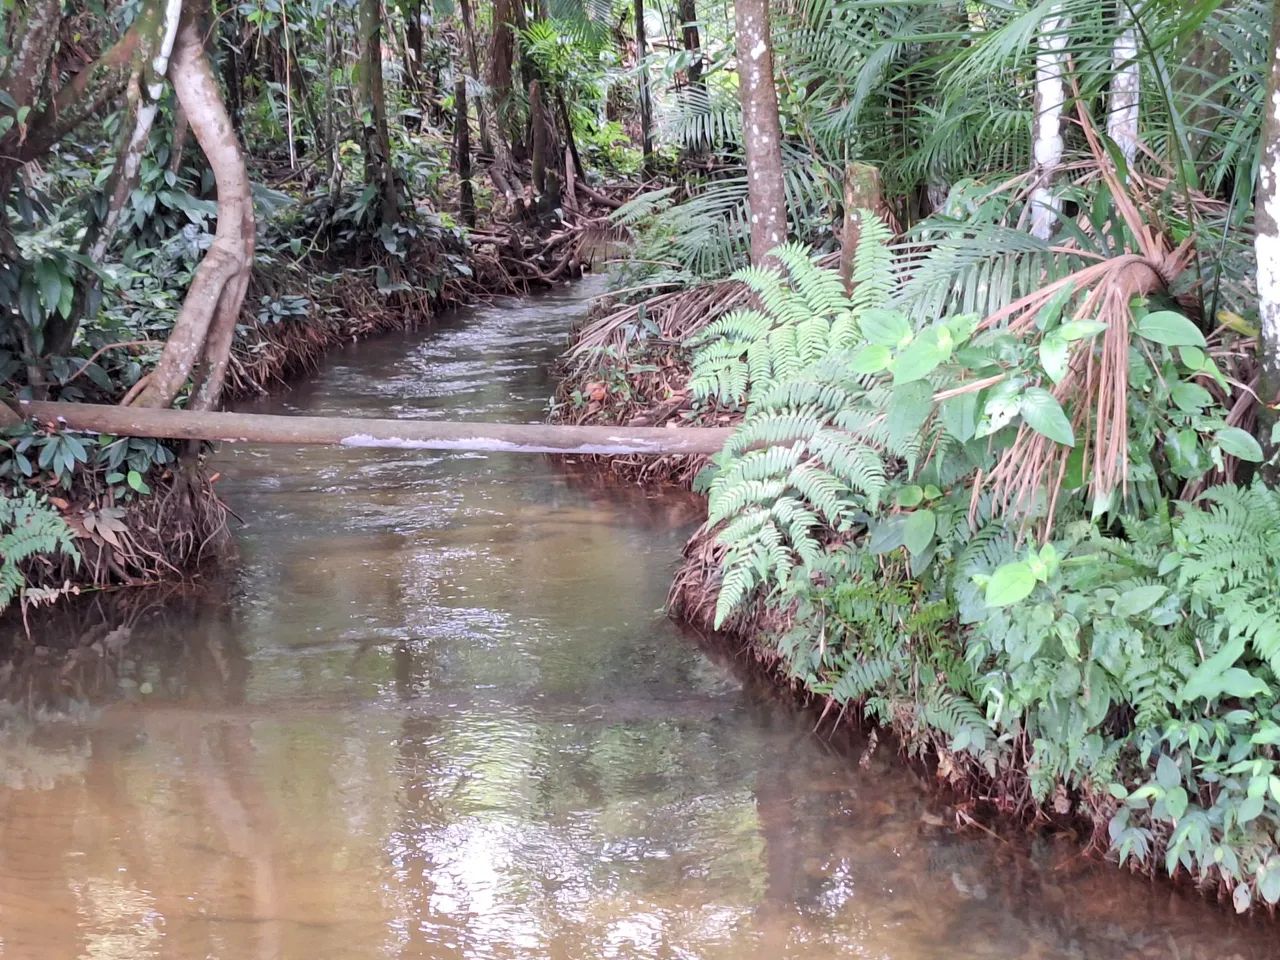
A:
[[455, 72, 476, 227], [457, 0, 493, 157], [838, 164, 882, 296], [1029, 7, 1068, 240], [130, 14, 254, 411], [358, 0, 401, 224], [634, 0, 654, 171], [678, 0, 704, 89], [734, 0, 787, 265]]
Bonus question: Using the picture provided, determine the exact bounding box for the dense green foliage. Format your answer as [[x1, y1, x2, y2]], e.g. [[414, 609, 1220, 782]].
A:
[[689, 228, 1280, 905], [0, 492, 78, 611]]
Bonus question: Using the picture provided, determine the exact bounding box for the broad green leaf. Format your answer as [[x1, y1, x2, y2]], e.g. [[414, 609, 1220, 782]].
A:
[[944, 313, 979, 343], [127, 469, 151, 494], [1034, 282, 1075, 330], [985, 561, 1036, 607], [860, 308, 912, 347], [892, 336, 946, 384], [1113, 584, 1166, 618], [850, 344, 891, 374], [1238, 794, 1264, 824], [1181, 635, 1248, 703], [886, 381, 933, 440], [975, 380, 1022, 439], [1169, 382, 1213, 411], [895, 485, 924, 507], [1020, 388, 1075, 445], [1260, 859, 1280, 905], [902, 509, 936, 557], [1215, 427, 1263, 462], [1164, 785, 1188, 820], [868, 515, 906, 554], [1039, 334, 1070, 383], [1136, 310, 1206, 348], [1156, 753, 1180, 789], [940, 392, 978, 442], [1178, 345, 1206, 370], [1220, 667, 1270, 700], [1056, 320, 1108, 341], [35, 260, 63, 313]]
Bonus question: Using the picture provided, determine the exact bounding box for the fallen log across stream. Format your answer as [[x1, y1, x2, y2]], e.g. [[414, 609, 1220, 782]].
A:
[[3, 401, 735, 456]]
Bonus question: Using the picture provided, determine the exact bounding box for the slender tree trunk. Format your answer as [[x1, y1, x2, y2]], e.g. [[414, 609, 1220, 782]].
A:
[[512, 0, 535, 157], [531, 80, 549, 195], [1256, 2, 1280, 475], [734, 0, 787, 265], [454, 72, 476, 227], [480, 0, 519, 204], [634, 0, 654, 172], [1108, 3, 1140, 167], [1029, 6, 1067, 240], [838, 163, 882, 296], [677, 0, 705, 157], [130, 15, 254, 410], [358, 0, 400, 224], [489, 0, 515, 131], [457, 0, 493, 157], [404, 0, 424, 128], [678, 0, 703, 89]]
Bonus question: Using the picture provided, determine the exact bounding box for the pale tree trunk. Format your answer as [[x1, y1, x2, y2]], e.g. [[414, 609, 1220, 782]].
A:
[[1029, 7, 1068, 241], [358, 0, 400, 224], [734, 0, 787, 265], [635, 0, 654, 172], [130, 16, 254, 411], [1256, 2, 1280, 474], [1107, 4, 1140, 167]]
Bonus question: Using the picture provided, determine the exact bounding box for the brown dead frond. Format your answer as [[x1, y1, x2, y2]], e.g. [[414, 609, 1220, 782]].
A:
[[974, 103, 1202, 534]]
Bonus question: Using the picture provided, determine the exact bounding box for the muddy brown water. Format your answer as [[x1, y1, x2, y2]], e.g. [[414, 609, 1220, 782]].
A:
[[0, 279, 1275, 959]]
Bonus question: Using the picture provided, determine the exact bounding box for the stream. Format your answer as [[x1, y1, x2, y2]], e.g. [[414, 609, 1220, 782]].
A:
[[0, 279, 1273, 959]]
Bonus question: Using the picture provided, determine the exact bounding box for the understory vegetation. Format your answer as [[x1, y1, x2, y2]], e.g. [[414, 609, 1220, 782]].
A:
[[554, 0, 1280, 913], [2, 0, 649, 600]]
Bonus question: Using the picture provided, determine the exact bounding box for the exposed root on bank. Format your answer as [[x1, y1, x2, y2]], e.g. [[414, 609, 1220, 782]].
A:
[[10, 466, 231, 608]]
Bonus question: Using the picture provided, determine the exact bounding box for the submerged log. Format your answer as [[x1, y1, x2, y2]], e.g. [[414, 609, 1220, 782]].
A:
[[7, 401, 734, 456]]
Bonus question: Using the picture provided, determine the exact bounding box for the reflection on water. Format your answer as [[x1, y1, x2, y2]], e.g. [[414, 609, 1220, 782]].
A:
[[0, 280, 1274, 959]]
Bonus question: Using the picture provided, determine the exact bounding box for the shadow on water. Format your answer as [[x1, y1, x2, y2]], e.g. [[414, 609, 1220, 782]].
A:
[[1, 279, 1277, 958]]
